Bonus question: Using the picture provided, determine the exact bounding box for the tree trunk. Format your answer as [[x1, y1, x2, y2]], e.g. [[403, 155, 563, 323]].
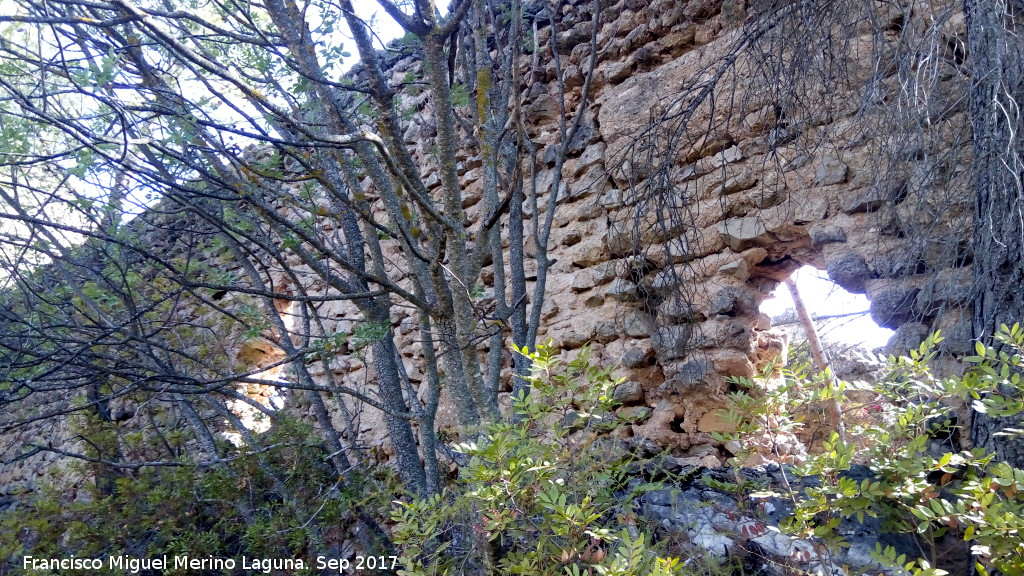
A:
[[965, 0, 1024, 467], [785, 278, 845, 442]]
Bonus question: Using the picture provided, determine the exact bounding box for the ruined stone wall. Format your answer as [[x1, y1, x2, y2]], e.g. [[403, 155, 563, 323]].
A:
[[334, 0, 970, 464], [554, 0, 974, 462], [0, 208, 285, 499], [0, 0, 975, 494]]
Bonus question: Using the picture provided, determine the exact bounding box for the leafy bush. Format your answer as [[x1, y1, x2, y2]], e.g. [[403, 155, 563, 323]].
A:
[[391, 343, 682, 576], [13, 328, 1024, 576], [721, 326, 1024, 575], [0, 415, 389, 571]]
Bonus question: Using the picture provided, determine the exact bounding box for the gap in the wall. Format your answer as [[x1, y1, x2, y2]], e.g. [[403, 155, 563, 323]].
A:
[[760, 265, 894, 351]]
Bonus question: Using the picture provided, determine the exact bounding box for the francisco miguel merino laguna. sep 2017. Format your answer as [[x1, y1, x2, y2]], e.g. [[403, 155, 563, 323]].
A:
[[22, 554, 400, 573]]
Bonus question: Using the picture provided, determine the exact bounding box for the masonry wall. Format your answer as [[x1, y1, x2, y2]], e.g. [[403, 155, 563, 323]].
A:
[[0, 0, 975, 495]]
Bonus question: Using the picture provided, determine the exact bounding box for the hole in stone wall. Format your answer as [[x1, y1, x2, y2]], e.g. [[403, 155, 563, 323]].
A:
[[725, 379, 745, 394], [760, 265, 894, 352], [669, 415, 686, 434]]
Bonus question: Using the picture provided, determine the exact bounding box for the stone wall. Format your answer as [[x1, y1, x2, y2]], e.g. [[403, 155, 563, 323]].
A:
[[402, 0, 970, 462], [0, 207, 281, 499], [0, 0, 975, 494]]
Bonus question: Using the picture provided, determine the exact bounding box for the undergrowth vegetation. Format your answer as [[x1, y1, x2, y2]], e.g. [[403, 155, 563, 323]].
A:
[[0, 417, 395, 568], [391, 343, 683, 576], [720, 326, 1024, 575], [6, 331, 1024, 575]]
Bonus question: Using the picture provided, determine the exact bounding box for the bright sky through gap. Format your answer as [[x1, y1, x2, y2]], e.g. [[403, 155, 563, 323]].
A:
[[348, 2, 404, 57], [760, 265, 894, 350], [340, 2, 451, 72]]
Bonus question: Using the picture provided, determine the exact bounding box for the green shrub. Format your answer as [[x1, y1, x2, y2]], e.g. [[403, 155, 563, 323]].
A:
[[390, 342, 682, 576], [0, 415, 387, 573], [722, 326, 1024, 576]]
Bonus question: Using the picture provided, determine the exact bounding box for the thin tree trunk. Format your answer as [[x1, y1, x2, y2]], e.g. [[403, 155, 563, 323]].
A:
[[785, 277, 846, 442]]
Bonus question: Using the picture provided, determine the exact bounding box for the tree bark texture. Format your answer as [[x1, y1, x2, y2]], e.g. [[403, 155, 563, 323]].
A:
[[966, 0, 1024, 467]]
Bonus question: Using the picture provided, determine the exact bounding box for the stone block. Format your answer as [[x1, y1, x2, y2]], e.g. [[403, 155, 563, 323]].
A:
[[708, 349, 756, 379], [622, 23, 653, 51], [660, 357, 715, 392], [660, 26, 696, 51], [567, 110, 598, 154], [883, 321, 930, 357], [755, 331, 789, 370], [562, 64, 583, 89], [621, 345, 654, 368], [570, 235, 611, 268], [590, 261, 619, 284], [652, 324, 694, 361], [761, 196, 829, 240], [541, 298, 560, 321], [613, 380, 645, 404], [524, 93, 558, 124], [575, 142, 607, 176], [870, 249, 926, 278], [716, 217, 773, 251], [825, 251, 871, 294], [561, 228, 583, 247], [606, 278, 639, 301], [718, 170, 758, 196], [717, 258, 750, 281], [808, 222, 847, 247], [916, 266, 972, 315], [697, 409, 738, 433], [814, 154, 848, 186], [936, 308, 973, 356], [632, 401, 689, 450], [600, 60, 633, 85], [870, 285, 921, 330], [595, 321, 619, 343], [746, 185, 787, 209], [840, 180, 904, 214], [571, 270, 596, 292], [600, 187, 623, 207], [617, 406, 652, 422], [607, 223, 639, 256], [651, 266, 686, 295], [921, 233, 970, 270], [557, 21, 594, 53], [658, 296, 698, 323], [695, 317, 755, 352], [623, 309, 656, 337], [709, 286, 757, 317], [561, 328, 593, 348], [568, 164, 610, 199]]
